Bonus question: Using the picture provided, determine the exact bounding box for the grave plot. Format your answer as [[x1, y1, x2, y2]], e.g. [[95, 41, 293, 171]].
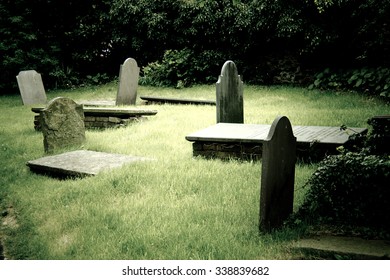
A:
[[81, 57, 140, 106], [27, 150, 153, 178], [191, 60, 367, 160], [185, 122, 367, 160], [32, 106, 157, 130], [18, 58, 140, 107]]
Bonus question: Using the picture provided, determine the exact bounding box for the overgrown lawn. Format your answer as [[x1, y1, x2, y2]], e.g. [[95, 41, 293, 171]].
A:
[[1, 83, 388, 259]]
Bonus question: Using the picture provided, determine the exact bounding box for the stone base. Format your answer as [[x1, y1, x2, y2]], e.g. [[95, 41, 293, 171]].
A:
[[27, 150, 153, 177], [32, 107, 157, 130], [34, 115, 142, 130], [192, 142, 262, 160], [83, 116, 146, 129], [192, 141, 344, 161]]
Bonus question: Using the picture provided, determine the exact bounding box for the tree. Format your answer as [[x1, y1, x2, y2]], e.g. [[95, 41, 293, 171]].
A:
[[0, 0, 113, 93]]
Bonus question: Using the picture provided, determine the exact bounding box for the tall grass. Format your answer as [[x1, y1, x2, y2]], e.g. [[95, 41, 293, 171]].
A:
[[0, 83, 388, 259]]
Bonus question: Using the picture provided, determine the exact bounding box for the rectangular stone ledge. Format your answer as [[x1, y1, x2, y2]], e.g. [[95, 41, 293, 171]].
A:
[[32, 107, 157, 130], [187, 123, 368, 161], [140, 95, 216, 105]]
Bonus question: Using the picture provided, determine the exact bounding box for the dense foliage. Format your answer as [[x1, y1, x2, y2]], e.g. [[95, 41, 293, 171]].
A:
[[1, 0, 389, 98], [309, 67, 390, 99], [296, 117, 390, 231]]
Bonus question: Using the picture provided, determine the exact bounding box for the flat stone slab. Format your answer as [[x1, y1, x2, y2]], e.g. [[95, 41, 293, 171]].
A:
[[293, 235, 390, 259], [79, 100, 116, 107], [27, 150, 153, 177], [32, 107, 157, 118], [140, 96, 216, 105], [186, 123, 367, 145]]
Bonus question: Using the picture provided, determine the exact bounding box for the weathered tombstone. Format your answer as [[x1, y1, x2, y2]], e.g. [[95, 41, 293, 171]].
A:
[[116, 58, 140, 105], [259, 116, 296, 232], [216, 60, 244, 123], [40, 97, 85, 153], [16, 70, 47, 105]]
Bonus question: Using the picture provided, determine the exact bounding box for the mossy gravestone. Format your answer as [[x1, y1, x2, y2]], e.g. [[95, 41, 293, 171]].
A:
[[216, 60, 244, 123], [16, 70, 47, 105], [259, 116, 296, 232], [116, 58, 140, 105], [40, 97, 85, 153]]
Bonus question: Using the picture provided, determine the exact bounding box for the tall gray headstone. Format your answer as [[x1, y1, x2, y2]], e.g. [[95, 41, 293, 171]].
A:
[[259, 116, 296, 232], [16, 70, 47, 105], [40, 97, 85, 153], [216, 60, 244, 123], [116, 58, 140, 105]]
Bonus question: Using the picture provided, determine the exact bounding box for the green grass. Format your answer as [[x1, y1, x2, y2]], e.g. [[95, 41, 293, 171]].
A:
[[0, 83, 388, 259]]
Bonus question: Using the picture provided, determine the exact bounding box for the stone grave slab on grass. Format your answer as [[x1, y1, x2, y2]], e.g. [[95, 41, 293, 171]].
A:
[[27, 150, 153, 177], [185, 123, 367, 160], [78, 100, 116, 107], [140, 96, 216, 105]]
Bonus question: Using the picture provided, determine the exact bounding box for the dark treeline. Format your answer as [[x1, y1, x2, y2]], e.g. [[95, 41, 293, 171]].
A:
[[1, 0, 389, 97]]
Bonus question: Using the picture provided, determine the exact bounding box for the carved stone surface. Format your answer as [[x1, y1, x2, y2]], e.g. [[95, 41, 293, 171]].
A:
[[259, 116, 296, 232], [16, 70, 47, 105], [116, 58, 140, 105], [216, 61, 244, 123], [40, 97, 85, 153]]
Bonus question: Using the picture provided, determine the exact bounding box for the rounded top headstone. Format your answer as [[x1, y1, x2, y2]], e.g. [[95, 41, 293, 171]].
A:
[[220, 60, 238, 77]]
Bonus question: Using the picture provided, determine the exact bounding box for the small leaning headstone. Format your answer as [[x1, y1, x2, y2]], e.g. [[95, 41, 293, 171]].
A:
[[259, 116, 296, 232], [40, 97, 85, 153], [16, 70, 47, 105], [116, 58, 140, 105], [216, 60, 244, 123]]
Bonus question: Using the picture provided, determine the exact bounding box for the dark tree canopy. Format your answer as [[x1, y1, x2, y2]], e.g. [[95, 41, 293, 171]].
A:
[[1, 0, 389, 95]]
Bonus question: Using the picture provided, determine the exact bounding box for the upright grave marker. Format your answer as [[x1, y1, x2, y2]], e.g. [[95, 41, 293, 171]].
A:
[[40, 97, 85, 153], [116, 58, 140, 105], [16, 70, 47, 105], [259, 116, 296, 232], [216, 60, 244, 123]]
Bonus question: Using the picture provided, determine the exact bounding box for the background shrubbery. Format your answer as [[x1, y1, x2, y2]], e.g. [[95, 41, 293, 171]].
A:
[[1, 0, 389, 100], [309, 67, 390, 100]]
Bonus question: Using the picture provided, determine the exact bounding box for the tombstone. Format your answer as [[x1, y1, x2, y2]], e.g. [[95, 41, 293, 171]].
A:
[[16, 70, 47, 105], [216, 61, 244, 123], [40, 97, 85, 153], [116, 58, 140, 105], [259, 116, 296, 232]]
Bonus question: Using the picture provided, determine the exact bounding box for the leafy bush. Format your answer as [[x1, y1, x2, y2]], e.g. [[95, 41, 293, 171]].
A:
[[140, 49, 223, 88], [309, 67, 390, 101], [296, 118, 390, 230], [366, 116, 390, 155], [298, 152, 390, 229]]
